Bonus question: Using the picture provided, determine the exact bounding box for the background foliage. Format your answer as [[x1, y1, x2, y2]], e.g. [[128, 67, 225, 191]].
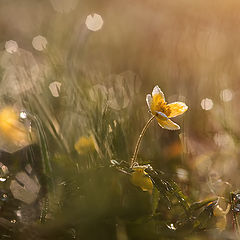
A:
[[0, 0, 240, 239]]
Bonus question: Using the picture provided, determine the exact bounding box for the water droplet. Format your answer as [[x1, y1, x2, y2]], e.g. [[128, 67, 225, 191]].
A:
[[19, 111, 27, 119], [110, 160, 119, 165], [1, 165, 9, 175], [167, 223, 176, 230], [59, 181, 66, 186], [16, 210, 22, 218], [235, 194, 240, 201], [234, 207, 240, 213], [1, 193, 8, 201]]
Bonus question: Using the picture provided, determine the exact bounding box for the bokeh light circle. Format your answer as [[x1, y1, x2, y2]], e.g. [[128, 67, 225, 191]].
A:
[[201, 98, 213, 110], [5, 40, 18, 54], [220, 89, 233, 102], [32, 35, 48, 51], [85, 13, 104, 31]]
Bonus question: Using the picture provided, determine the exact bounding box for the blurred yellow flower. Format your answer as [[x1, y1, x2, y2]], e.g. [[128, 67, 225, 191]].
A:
[[74, 136, 96, 155], [0, 107, 33, 151], [146, 85, 188, 130], [213, 203, 230, 231], [130, 165, 153, 194]]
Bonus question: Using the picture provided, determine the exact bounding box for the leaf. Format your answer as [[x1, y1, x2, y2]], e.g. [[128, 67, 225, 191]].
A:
[[193, 202, 215, 230], [152, 187, 160, 215], [189, 198, 217, 213], [130, 167, 153, 194], [10, 171, 40, 204], [145, 167, 190, 215]]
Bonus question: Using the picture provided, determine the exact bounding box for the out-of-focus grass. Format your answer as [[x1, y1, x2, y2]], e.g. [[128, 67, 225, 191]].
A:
[[1, 0, 240, 239]]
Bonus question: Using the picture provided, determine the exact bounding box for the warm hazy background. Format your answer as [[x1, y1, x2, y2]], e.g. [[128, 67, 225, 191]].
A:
[[1, 0, 240, 211]]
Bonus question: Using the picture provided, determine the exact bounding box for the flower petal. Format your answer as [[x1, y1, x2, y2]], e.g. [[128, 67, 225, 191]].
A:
[[151, 86, 166, 113], [156, 111, 168, 120], [156, 118, 180, 130], [152, 85, 165, 101], [146, 94, 152, 110], [131, 167, 153, 193], [167, 102, 188, 118]]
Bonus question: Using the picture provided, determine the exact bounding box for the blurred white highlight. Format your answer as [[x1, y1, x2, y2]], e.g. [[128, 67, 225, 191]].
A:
[[85, 13, 104, 31], [20, 111, 27, 119], [50, 0, 78, 13], [201, 98, 213, 110], [32, 35, 48, 51], [176, 168, 188, 182], [5, 40, 18, 54], [220, 89, 233, 102], [49, 81, 61, 97]]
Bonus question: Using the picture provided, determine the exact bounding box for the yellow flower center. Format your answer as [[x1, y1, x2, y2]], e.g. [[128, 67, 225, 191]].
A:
[[154, 99, 171, 117]]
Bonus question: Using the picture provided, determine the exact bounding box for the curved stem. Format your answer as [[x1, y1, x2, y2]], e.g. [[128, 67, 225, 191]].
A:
[[131, 115, 155, 167]]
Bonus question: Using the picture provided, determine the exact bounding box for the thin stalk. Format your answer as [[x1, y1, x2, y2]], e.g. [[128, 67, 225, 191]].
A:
[[234, 212, 240, 239], [231, 193, 240, 239], [131, 115, 155, 167]]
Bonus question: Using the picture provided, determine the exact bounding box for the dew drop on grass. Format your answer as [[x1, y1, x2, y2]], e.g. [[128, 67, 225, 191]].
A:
[[167, 223, 176, 230], [1, 193, 8, 201], [20, 111, 27, 119]]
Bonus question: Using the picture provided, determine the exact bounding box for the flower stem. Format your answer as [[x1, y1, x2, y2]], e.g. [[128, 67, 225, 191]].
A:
[[233, 211, 240, 239], [131, 115, 155, 167]]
